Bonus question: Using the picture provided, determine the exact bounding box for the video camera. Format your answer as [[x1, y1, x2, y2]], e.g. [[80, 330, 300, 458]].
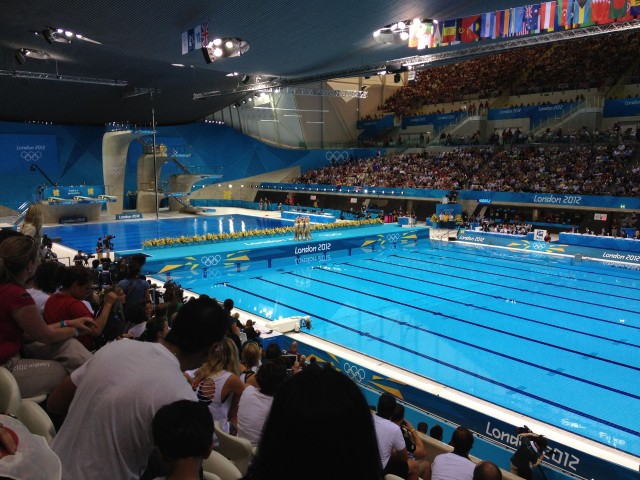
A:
[[105, 234, 116, 240]]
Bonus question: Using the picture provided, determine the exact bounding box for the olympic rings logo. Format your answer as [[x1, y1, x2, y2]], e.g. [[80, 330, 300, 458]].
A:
[[532, 243, 546, 250], [201, 255, 222, 266], [325, 151, 350, 162], [21, 151, 42, 161], [343, 362, 366, 382], [387, 234, 400, 243]]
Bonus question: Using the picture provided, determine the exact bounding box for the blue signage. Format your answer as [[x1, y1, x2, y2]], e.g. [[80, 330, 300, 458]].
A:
[[0, 134, 59, 175], [116, 212, 143, 220], [603, 97, 640, 118]]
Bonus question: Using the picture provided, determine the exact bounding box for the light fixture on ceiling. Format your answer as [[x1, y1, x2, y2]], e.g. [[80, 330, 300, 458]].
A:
[[40, 27, 101, 45], [0, 69, 127, 87], [14, 48, 51, 64], [201, 37, 250, 64], [373, 18, 438, 51]]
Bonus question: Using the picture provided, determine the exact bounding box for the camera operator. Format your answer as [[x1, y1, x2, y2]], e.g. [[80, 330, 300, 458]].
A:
[[104, 235, 115, 256], [510, 426, 548, 480], [73, 250, 94, 267]]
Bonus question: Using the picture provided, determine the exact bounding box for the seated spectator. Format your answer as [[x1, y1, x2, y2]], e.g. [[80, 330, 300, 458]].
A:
[[0, 235, 97, 398], [286, 340, 301, 359], [417, 422, 429, 434], [373, 393, 420, 480], [239, 341, 261, 384], [93, 285, 128, 348], [243, 319, 262, 344], [117, 254, 150, 316], [244, 365, 383, 480], [47, 295, 228, 480], [236, 359, 288, 447], [151, 400, 214, 480], [138, 314, 169, 343], [390, 404, 431, 479], [44, 265, 118, 351], [430, 424, 444, 441], [431, 426, 476, 480], [191, 337, 246, 435], [26, 260, 65, 314], [474, 460, 502, 480]]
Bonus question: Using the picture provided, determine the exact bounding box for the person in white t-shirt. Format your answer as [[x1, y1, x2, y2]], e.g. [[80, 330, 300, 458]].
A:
[[236, 359, 287, 446], [47, 295, 228, 480], [431, 426, 476, 480]]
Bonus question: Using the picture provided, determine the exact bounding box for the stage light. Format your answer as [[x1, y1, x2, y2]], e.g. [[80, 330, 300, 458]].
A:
[[201, 37, 249, 64]]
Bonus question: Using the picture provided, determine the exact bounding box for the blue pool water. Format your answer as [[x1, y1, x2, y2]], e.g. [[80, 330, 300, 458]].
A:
[[197, 243, 640, 458], [44, 216, 640, 459], [43, 215, 289, 253]]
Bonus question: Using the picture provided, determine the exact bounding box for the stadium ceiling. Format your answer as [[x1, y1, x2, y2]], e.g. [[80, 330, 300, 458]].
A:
[[0, 0, 637, 126]]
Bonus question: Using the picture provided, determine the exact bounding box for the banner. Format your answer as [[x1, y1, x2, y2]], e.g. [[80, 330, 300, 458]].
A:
[[0, 134, 59, 176], [181, 21, 209, 54], [602, 97, 640, 117]]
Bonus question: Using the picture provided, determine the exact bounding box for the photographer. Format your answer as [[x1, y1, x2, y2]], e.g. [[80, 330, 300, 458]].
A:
[[510, 426, 548, 480], [73, 250, 94, 267], [103, 234, 115, 256]]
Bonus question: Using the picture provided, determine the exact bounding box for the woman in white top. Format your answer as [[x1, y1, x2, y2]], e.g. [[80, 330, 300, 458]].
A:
[[19, 204, 44, 247], [191, 337, 246, 434]]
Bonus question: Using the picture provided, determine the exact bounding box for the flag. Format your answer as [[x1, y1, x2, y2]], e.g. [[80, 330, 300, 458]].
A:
[[524, 4, 541, 33], [461, 15, 481, 42], [556, 0, 571, 27], [540, 1, 557, 30], [571, 0, 594, 26], [181, 31, 188, 54], [591, 0, 614, 23], [441, 19, 460, 45], [417, 23, 434, 50], [201, 22, 209, 47], [187, 28, 195, 52], [194, 24, 202, 49], [498, 8, 512, 37], [431, 22, 442, 48], [480, 12, 498, 39], [511, 6, 526, 35], [610, 0, 631, 19], [630, 0, 640, 14]]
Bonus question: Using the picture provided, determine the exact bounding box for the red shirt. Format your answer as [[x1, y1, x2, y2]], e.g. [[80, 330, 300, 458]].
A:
[[0, 284, 35, 364], [44, 293, 95, 351]]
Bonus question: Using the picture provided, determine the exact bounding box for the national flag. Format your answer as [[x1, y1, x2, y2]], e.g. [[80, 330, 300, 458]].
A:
[[571, 0, 594, 26], [461, 15, 481, 42], [524, 4, 541, 33], [194, 25, 202, 49], [417, 22, 434, 50], [540, 1, 557, 30], [511, 6, 526, 35], [591, 0, 614, 23], [441, 19, 460, 45], [480, 12, 498, 39], [556, 0, 571, 27], [431, 22, 442, 48], [181, 31, 188, 54], [630, 0, 640, 14], [187, 28, 195, 52], [201, 22, 209, 47], [609, 0, 631, 19], [498, 8, 512, 37]]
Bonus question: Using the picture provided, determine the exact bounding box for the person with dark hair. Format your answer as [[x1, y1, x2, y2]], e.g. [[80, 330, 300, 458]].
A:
[[431, 426, 475, 480], [0, 235, 97, 398], [47, 295, 228, 480], [474, 460, 502, 480], [430, 424, 444, 441], [138, 315, 169, 343], [117, 254, 150, 310], [510, 428, 548, 480], [244, 366, 383, 480], [236, 359, 287, 447], [26, 260, 64, 314], [373, 393, 420, 480], [417, 421, 428, 435], [44, 265, 118, 351], [390, 404, 431, 479], [222, 298, 242, 354], [151, 400, 214, 480]]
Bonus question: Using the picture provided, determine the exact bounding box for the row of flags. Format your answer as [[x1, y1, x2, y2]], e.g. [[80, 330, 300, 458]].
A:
[[181, 22, 209, 55], [413, 0, 640, 48]]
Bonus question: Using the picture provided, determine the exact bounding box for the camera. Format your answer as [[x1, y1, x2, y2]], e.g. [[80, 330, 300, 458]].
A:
[[105, 235, 115, 240], [515, 425, 532, 435]]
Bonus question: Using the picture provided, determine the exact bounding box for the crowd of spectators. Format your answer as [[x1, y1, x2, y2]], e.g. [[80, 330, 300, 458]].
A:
[[379, 31, 640, 117], [294, 143, 638, 197]]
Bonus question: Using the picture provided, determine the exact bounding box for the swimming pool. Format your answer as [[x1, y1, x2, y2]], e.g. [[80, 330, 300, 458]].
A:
[[193, 242, 640, 459]]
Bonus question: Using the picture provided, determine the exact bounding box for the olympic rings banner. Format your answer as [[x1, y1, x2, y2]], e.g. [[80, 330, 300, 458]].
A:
[[0, 134, 59, 175]]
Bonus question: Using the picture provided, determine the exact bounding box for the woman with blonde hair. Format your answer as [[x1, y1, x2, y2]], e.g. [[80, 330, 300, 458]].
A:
[[191, 337, 246, 435], [19, 204, 44, 246], [240, 341, 261, 385], [0, 235, 96, 398]]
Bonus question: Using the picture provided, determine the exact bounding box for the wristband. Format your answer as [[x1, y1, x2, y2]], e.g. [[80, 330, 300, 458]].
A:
[[60, 320, 68, 328], [74, 328, 80, 337]]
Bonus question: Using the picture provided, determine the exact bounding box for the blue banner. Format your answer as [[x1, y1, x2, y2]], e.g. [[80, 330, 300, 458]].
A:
[[487, 103, 578, 126], [603, 97, 640, 118], [401, 112, 465, 129], [43, 185, 106, 199], [0, 134, 59, 176]]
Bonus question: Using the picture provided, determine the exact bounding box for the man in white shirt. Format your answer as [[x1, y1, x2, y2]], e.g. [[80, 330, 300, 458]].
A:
[[431, 426, 476, 480], [372, 393, 420, 480], [47, 296, 228, 480]]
